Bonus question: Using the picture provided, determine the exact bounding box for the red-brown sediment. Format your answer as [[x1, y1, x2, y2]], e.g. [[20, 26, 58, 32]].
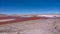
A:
[[0, 16, 41, 25]]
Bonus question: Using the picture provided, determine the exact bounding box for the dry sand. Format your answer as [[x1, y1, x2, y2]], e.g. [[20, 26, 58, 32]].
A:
[[0, 18, 60, 34]]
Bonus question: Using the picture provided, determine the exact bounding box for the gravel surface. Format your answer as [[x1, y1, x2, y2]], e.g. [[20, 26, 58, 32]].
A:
[[0, 18, 60, 34]]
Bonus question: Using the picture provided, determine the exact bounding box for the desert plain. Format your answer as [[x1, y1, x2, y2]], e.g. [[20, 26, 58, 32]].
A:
[[0, 14, 60, 34]]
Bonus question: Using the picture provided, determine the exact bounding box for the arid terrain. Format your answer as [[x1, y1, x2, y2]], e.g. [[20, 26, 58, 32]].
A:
[[0, 14, 60, 34]]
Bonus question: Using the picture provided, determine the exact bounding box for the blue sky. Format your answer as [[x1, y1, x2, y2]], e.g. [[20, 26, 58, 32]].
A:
[[0, 0, 60, 14]]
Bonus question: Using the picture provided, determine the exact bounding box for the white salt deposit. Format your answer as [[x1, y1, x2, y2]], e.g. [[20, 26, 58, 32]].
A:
[[0, 19, 15, 22]]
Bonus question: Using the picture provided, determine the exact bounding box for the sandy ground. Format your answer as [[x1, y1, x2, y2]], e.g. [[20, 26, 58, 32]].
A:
[[0, 18, 60, 34]]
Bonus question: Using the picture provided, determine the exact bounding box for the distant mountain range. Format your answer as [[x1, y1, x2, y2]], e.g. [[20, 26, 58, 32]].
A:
[[0, 14, 60, 17]]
